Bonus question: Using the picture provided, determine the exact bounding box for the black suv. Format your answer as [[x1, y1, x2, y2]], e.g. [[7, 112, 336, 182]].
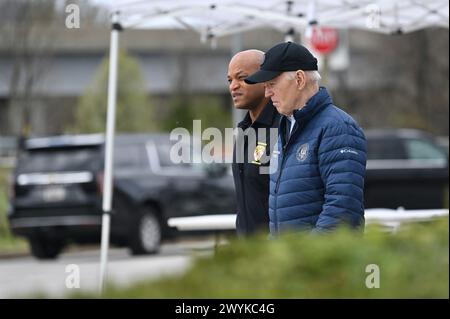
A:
[[365, 129, 448, 209], [8, 134, 235, 259], [8, 129, 448, 259]]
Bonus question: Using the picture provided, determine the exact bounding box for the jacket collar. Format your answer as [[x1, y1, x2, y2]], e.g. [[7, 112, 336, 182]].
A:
[[292, 86, 332, 123], [279, 87, 332, 146], [238, 100, 277, 129]]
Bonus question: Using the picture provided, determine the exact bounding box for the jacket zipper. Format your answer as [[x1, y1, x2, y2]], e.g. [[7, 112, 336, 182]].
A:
[[275, 122, 299, 193], [273, 122, 300, 234]]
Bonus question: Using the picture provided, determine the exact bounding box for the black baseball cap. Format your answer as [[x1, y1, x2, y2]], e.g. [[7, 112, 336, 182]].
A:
[[245, 41, 318, 84]]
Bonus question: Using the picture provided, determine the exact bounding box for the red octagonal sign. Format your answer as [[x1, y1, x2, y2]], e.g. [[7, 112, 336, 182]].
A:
[[310, 27, 339, 55]]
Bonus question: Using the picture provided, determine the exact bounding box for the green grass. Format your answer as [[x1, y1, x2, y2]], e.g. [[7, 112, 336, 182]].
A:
[[0, 236, 29, 255], [0, 167, 12, 238], [71, 218, 449, 299], [0, 167, 28, 254]]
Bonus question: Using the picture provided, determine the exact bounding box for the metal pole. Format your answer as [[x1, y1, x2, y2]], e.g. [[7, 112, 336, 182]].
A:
[[284, 28, 295, 42], [99, 11, 121, 295], [284, 1, 295, 42]]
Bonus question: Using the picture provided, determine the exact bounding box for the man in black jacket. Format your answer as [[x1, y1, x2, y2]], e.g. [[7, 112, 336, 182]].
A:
[[227, 50, 280, 236]]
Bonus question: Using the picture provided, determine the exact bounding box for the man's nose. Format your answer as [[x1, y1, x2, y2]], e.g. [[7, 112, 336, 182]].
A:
[[230, 79, 240, 91]]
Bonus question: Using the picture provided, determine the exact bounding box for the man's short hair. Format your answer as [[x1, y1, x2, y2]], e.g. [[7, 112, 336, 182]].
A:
[[286, 70, 321, 84]]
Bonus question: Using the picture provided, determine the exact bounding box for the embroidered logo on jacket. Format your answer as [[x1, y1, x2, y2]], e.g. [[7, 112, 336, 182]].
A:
[[252, 141, 267, 165], [340, 148, 359, 155], [296, 143, 309, 162]]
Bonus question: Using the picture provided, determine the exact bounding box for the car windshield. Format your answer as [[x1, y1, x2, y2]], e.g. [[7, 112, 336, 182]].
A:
[[156, 142, 204, 171], [405, 138, 448, 160], [367, 138, 407, 160], [114, 143, 147, 169], [17, 146, 101, 173]]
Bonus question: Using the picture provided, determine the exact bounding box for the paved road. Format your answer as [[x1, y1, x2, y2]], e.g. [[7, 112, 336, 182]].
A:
[[0, 238, 216, 298]]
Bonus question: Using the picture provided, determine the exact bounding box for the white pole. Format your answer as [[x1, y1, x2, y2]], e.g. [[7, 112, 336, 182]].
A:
[[284, 28, 295, 42], [284, 1, 295, 42], [99, 11, 121, 295]]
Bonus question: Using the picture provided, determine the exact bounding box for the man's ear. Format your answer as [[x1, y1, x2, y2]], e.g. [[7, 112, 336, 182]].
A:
[[295, 70, 306, 90]]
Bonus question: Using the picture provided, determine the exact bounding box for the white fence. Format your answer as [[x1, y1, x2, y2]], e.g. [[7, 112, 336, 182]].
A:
[[168, 208, 449, 232]]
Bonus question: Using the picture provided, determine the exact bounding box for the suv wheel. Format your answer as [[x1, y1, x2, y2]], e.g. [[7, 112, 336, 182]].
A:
[[129, 207, 162, 255], [28, 237, 64, 260]]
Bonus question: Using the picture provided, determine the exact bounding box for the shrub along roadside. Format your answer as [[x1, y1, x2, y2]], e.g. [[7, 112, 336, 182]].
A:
[[74, 218, 448, 299], [0, 167, 28, 255], [0, 167, 13, 239]]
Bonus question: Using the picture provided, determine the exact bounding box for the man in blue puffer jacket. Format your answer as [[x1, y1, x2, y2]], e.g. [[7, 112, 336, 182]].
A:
[[245, 42, 367, 235]]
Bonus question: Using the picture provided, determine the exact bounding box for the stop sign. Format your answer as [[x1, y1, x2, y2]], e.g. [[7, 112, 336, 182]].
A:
[[310, 27, 339, 55]]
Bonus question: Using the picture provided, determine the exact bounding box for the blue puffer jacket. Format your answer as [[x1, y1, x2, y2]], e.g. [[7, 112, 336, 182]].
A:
[[269, 87, 367, 235]]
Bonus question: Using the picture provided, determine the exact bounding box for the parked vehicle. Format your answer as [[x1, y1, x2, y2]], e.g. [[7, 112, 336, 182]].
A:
[[365, 129, 448, 209], [7, 129, 448, 259], [8, 134, 235, 259]]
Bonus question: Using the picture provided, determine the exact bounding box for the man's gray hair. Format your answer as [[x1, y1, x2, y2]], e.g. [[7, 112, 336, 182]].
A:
[[286, 70, 321, 85], [306, 70, 321, 84]]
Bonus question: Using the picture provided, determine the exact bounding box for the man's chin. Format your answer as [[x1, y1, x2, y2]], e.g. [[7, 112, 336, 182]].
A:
[[234, 104, 249, 110], [273, 104, 283, 113], [276, 106, 290, 117]]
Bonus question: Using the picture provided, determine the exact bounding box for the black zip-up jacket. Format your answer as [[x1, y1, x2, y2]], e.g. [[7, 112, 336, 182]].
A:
[[232, 102, 280, 236]]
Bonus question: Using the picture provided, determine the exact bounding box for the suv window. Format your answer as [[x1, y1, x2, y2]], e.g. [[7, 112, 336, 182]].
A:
[[405, 138, 448, 160], [17, 146, 101, 173], [156, 143, 203, 171], [367, 138, 407, 160], [115, 144, 148, 169]]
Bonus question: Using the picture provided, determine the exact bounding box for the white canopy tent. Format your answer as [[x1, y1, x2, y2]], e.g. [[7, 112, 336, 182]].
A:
[[89, 0, 449, 293], [93, 0, 448, 36]]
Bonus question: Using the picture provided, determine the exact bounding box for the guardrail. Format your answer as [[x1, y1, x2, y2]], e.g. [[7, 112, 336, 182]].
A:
[[168, 208, 449, 233]]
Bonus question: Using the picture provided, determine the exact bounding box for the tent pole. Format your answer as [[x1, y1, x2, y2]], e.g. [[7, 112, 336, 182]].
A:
[[284, 1, 295, 42], [99, 11, 122, 295], [284, 28, 295, 42]]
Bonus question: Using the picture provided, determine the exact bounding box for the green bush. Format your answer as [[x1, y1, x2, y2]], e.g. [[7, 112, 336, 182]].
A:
[[92, 218, 448, 299], [0, 167, 28, 253], [0, 167, 12, 238]]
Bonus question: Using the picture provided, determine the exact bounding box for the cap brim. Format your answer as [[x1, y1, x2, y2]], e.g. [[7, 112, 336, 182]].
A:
[[244, 70, 282, 84]]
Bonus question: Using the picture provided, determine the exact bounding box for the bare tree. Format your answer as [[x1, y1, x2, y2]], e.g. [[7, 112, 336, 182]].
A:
[[0, 0, 106, 137], [0, 0, 60, 136]]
